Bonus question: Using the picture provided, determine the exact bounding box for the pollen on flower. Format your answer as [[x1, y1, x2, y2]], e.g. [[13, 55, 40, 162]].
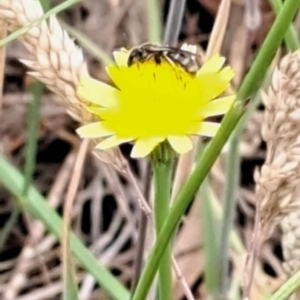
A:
[[76, 44, 235, 158]]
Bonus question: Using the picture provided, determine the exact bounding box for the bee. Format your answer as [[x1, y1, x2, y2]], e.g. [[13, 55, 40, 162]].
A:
[[126, 43, 201, 74]]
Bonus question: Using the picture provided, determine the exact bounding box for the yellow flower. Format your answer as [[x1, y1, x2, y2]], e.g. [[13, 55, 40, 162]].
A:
[[76, 45, 235, 158]]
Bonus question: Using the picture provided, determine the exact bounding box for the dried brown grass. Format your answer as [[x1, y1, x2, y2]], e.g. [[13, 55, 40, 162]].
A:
[[255, 50, 300, 230], [1, 0, 296, 299], [0, 0, 126, 168], [255, 50, 300, 298], [0, 0, 91, 123]]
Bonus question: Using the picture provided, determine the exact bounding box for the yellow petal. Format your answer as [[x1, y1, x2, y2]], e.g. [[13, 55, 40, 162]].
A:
[[86, 106, 105, 115], [194, 122, 220, 137], [106, 65, 125, 89], [131, 137, 165, 158], [168, 135, 193, 154], [96, 136, 133, 150], [197, 54, 225, 75], [76, 122, 114, 138], [196, 71, 234, 101], [200, 95, 235, 118], [219, 66, 235, 82], [113, 49, 129, 67], [77, 72, 119, 107]]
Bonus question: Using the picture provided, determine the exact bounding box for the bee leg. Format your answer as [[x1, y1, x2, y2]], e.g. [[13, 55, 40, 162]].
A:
[[165, 55, 175, 67], [154, 54, 162, 64]]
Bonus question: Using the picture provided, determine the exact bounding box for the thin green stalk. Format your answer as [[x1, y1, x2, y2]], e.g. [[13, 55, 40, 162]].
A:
[[64, 264, 79, 300], [0, 0, 81, 47], [271, 0, 300, 51], [130, 163, 151, 296], [41, 0, 113, 67], [0, 82, 44, 250], [218, 133, 240, 298], [147, 0, 162, 43], [217, 1, 300, 297], [208, 183, 245, 256], [151, 145, 175, 300], [131, 1, 300, 299], [39, 0, 51, 12], [200, 180, 220, 297], [61, 21, 113, 65], [0, 208, 20, 250], [163, 0, 186, 46], [237, 1, 300, 99], [218, 69, 274, 300], [269, 272, 300, 300], [0, 155, 130, 300]]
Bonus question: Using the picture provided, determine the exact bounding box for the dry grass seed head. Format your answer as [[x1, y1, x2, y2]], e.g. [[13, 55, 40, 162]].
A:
[[0, 0, 89, 122], [281, 211, 300, 277], [0, 0, 124, 168], [255, 50, 300, 230]]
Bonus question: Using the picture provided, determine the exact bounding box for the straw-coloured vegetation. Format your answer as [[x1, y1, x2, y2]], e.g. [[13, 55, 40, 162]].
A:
[[1, 0, 300, 299], [256, 50, 300, 228]]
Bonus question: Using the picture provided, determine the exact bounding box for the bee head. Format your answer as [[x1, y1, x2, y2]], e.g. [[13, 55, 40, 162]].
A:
[[127, 47, 149, 67]]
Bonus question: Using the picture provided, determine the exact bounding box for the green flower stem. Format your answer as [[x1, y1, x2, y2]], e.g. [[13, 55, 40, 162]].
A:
[[151, 145, 175, 300], [237, 1, 300, 99], [132, 1, 300, 299], [270, 0, 300, 51]]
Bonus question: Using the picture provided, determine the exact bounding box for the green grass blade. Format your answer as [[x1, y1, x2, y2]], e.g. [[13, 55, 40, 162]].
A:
[[0, 0, 81, 47], [0, 82, 43, 251], [64, 259, 79, 300], [0, 155, 130, 300], [131, 1, 300, 298], [218, 132, 240, 298], [269, 272, 300, 300], [37, 2, 80, 297]]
